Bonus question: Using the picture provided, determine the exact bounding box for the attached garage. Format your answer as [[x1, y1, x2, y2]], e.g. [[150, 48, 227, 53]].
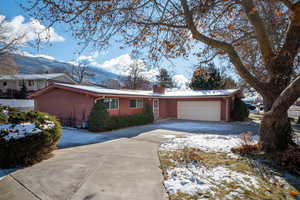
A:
[[177, 101, 221, 121]]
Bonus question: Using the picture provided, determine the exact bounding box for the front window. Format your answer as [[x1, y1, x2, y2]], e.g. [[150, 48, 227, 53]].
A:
[[102, 98, 119, 110], [129, 99, 143, 108]]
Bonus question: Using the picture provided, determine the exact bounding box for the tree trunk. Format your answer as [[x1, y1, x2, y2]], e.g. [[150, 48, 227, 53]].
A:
[[259, 76, 300, 152], [260, 107, 295, 152]]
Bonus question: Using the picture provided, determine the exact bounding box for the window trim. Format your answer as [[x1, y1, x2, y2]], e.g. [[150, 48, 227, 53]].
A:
[[129, 99, 143, 109], [102, 98, 119, 110]]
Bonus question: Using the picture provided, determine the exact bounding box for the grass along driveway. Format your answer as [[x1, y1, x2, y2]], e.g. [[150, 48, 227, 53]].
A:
[[158, 134, 300, 200]]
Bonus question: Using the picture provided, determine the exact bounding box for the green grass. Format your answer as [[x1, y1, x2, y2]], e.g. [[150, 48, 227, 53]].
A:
[[159, 148, 300, 200]]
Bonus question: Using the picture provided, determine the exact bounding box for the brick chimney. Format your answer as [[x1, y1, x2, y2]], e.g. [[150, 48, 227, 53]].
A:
[[153, 85, 165, 94]]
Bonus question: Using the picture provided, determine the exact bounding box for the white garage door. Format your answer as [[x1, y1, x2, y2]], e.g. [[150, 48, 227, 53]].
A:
[[177, 101, 221, 121]]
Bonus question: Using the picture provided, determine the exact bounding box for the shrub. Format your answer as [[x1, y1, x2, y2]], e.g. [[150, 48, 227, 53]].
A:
[[0, 109, 61, 168], [104, 103, 154, 130], [0, 108, 9, 124], [231, 98, 249, 121], [0, 106, 27, 124], [87, 101, 108, 132]]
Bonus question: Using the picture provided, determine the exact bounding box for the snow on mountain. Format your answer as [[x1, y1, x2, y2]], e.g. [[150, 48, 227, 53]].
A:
[[9, 53, 122, 84]]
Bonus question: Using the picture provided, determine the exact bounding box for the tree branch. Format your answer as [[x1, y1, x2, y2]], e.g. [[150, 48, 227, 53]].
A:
[[240, 0, 274, 68], [272, 2, 300, 75], [180, 0, 266, 93], [271, 76, 300, 114], [131, 20, 187, 29]]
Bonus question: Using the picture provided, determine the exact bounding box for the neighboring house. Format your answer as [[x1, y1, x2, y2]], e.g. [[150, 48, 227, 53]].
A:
[[30, 83, 241, 127], [0, 73, 77, 94]]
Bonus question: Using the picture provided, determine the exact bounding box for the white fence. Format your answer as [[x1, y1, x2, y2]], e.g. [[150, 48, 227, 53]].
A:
[[0, 99, 35, 111]]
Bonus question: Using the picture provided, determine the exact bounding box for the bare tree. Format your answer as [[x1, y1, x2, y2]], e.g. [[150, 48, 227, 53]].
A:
[[71, 60, 89, 83], [26, 0, 300, 152], [0, 17, 25, 59], [123, 61, 151, 89]]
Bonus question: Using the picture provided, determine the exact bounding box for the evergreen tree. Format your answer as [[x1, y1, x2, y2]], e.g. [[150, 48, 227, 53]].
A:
[[156, 68, 173, 88], [87, 101, 108, 132], [189, 63, 225, 90]]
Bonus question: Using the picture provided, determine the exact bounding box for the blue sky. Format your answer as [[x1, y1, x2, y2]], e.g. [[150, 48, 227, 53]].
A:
[[0, 0, 222, 85]]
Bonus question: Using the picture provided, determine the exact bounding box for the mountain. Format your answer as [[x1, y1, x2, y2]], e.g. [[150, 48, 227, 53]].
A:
[[5, 54, 122, 84]]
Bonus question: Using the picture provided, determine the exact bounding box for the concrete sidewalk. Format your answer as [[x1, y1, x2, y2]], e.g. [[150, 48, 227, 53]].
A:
[[0, 129, 185, 200]]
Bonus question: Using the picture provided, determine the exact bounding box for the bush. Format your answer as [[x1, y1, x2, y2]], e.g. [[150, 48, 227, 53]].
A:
[[231, 98, 249, 121], [87, 101, 108, 132], [104, 103, 154, 130], [0, 106, 27, 124], [0, 108, 61, 168]]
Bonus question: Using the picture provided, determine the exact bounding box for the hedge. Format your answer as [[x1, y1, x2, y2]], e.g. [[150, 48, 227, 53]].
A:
[[87, 102, 154, 131], [0, 107, 61, 168]]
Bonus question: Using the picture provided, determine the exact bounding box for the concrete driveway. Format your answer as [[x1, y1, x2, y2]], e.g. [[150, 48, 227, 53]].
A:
[[0, 120, 259, 200]]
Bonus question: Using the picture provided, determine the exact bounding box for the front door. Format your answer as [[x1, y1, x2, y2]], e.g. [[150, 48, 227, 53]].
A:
[[153, 99, 159, 120]]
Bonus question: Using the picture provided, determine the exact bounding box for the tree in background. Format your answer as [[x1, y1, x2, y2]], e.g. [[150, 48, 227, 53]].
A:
[[156, 68, 173, 88], [71, 60, 89, 83], [26, 0, 300, 152], [189, 63, 236, 90], [123, 61, 152, 90]]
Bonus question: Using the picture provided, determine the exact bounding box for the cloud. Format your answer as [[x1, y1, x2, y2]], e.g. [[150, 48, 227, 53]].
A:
[[78, 53, 159, 81], [0, 15, 64, 44], [172, 74, 189, 89]]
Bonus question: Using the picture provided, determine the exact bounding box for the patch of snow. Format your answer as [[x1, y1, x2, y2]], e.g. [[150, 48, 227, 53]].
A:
[[164, 164, 259, 196], [160, 135, 254, 153], [57, 128, 108, 147], [1, 120, 56, 141], [39, 120, 55, 130], [1, 123, 42, 141], [162, 134, 176, 139]]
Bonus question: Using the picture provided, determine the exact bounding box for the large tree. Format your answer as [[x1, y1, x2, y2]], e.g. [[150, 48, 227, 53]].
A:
[[26, 0, 300, 152]]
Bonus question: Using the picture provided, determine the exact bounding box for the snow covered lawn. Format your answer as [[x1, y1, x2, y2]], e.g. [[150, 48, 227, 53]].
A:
[[159, 134, 300, 200]]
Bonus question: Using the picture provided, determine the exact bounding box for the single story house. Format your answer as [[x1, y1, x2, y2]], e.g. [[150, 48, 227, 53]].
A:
[[0, 73, 76, 94], [30, 83, 242, 126]]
